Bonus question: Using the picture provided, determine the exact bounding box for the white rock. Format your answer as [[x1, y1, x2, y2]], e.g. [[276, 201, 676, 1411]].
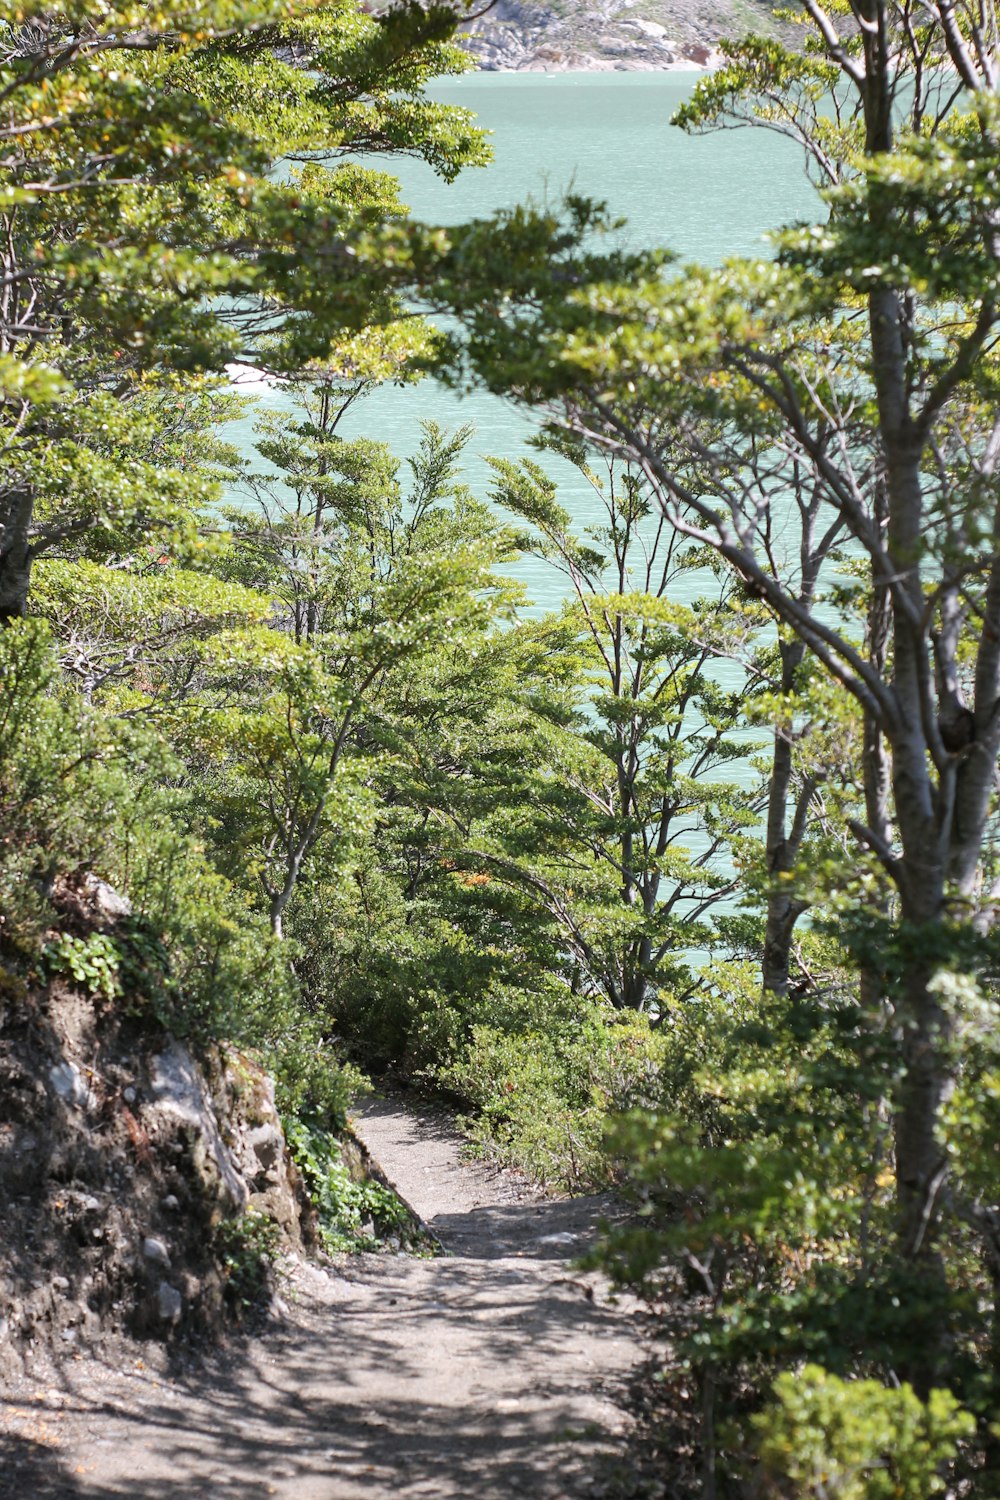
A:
[[247, 1122, 283, 1172], [49, 1061, 95, 1110], [142, 1237, 171, 1270], [149, 1040, 249, 1214], [82, 873, 132, 923]]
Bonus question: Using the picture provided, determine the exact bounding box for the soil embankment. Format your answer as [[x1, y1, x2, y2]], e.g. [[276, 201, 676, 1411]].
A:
[[0, 1097, 647, 1499]]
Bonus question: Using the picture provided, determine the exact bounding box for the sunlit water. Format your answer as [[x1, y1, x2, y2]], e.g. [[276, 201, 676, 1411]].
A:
[[229, 72, 819, 599]]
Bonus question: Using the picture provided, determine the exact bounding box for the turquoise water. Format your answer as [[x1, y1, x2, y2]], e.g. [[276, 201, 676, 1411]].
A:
[[371, 72, 816, 255], [231, 73, 819, 613]]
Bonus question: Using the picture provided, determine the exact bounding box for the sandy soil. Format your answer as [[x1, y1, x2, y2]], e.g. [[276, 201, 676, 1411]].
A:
[[0, 1097, 647, 1499]]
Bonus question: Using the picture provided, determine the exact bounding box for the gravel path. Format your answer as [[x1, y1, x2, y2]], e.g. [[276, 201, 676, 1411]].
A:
[[0, 1097, 645, 1499]]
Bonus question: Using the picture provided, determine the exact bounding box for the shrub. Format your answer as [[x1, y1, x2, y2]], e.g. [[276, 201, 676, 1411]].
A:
[[285, 1120, 417, 1253], [439, 987, 668, 1189], [215, 1206, 282, 1314], [750, 1364, 975, 1500], [0, 620, 356, 1129], [44, 932, 123, 1002]]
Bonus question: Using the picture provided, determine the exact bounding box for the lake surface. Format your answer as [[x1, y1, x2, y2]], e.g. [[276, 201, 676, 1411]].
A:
[[231, 73, 819, 615]]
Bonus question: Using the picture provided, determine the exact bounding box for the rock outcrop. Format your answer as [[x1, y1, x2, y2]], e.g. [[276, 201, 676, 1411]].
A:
[[0, 878, 313, 1365], [457, 0, 776, 72]]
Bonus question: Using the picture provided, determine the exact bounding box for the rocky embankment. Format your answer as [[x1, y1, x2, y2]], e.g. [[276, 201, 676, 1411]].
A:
[[458, 0, 776, 71], [0, 1099, 645, 1499], [0, 873, 313, 1362]]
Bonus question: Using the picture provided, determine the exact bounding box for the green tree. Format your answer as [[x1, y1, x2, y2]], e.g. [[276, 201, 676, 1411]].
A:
[[0, 0, 488, 618], [486, 443, 756, 1011], [429, 0, 1000, 1384], [190, 416, 518, 937]]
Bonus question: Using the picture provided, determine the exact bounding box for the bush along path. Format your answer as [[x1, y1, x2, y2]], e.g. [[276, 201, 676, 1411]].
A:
[[0, 1096, 647, 1500]]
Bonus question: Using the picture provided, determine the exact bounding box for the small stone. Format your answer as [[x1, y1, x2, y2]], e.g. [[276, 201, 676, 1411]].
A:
[[51, 1276, 70, 1291], [157, 1281, 182, 1325], [83, 873, 132, 923], [161, 1194, 180, 1212], [60, 1328, 77, 1345], [247, 1123, 283, 1172], [123, 1086, 137, 1105], [49, 1061, 95, 1110], [142, 1237, 171, 1270]]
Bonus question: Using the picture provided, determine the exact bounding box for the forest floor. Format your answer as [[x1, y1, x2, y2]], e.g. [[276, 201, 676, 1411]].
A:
[[0, 1096, 653, 1499]]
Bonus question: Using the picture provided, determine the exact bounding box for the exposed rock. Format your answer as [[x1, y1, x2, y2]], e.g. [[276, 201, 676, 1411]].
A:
[[148, 1039, 249, 1216], [0, 926, 314, 1364], [157, 1281, 183, 1325], [268, 1293, 290, 1322], [206, 1053, 316, 1248], [83, 874, 132, 926], [49, 1059, 95, 1110], [49, 871, 132, 931], [457, 0, 756, 71], [247, 1122, 284, 1175], [142, 1236, 172, 1270]]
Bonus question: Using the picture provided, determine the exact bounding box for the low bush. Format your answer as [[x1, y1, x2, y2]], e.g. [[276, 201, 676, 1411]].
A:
[[438, 985, 668, 1189], [215, 1206, 283, 1315], [750, 1365, 975, 1500], [285, 1120, 419, 1253]]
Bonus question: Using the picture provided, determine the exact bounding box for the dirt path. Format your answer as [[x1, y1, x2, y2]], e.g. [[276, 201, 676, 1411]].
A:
[[0, 1098, 646, 1499]]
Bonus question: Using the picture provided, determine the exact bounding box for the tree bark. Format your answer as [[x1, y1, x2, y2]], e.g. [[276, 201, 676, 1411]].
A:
[[762, 638, 809, 996], [0, 488, 34, 622]]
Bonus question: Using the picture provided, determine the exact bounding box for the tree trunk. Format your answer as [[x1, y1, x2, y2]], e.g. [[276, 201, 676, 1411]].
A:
[[891, 766, 953, 1389], [872, 274, 955, 1376], [859, 488, 892, 1014], [0, 488, 34, 622], [762, 639, 808, 995]]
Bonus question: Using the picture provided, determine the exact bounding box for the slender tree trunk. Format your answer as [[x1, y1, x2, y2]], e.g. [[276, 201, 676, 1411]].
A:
[[890, 744, 953, 1388], [0, 488, 34, 622], [622, 933, 653, 1011], [873, 271, 955, 1376], [762, 639, 808, 995], [860, 483, 892, 1013]]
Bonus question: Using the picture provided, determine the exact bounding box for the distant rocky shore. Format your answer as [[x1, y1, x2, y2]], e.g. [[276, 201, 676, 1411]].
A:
[[456, 1, 760, 72]]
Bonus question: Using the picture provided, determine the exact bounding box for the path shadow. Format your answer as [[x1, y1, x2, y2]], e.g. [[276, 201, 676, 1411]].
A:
[[1, 1095, 642, 1500], [1, 1320, 632, 1500], [1, 1431, 89, 1499], [432, 1194, 626, 1260]]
